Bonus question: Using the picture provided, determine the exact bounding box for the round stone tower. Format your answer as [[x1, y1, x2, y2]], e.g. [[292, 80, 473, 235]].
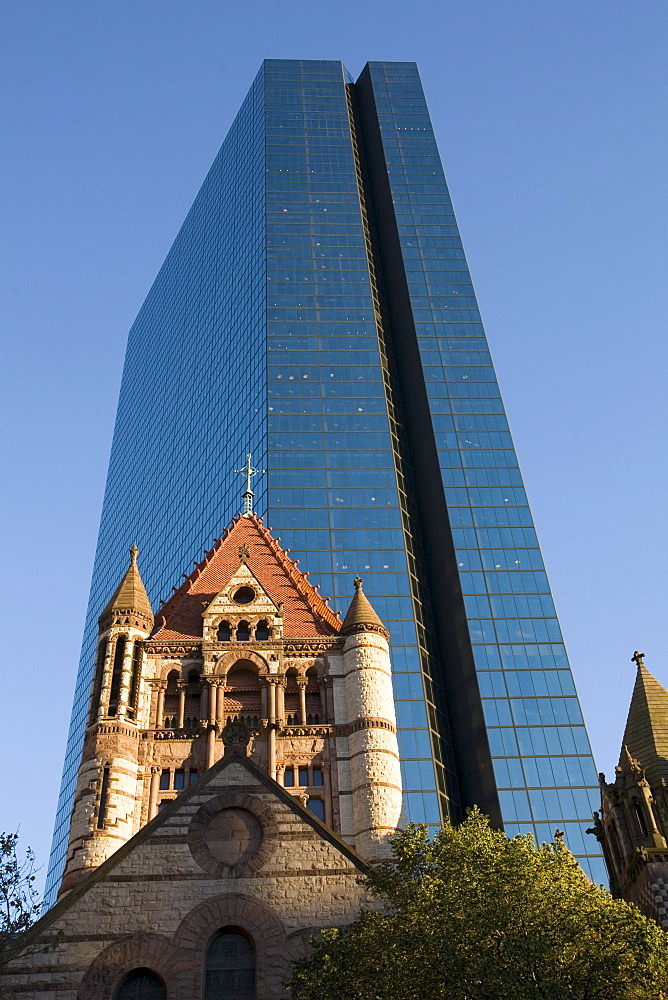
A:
[[60, 546, 154, 894], [340, 577, 403, 861]]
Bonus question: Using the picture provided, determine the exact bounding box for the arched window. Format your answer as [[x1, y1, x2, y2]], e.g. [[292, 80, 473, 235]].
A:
[[88, 637, 108, 724], [127, 641, 143, 719], [236, 621, 250, 642], [632, 798, 649, 837], [205, 929, 255, 999], [114, 967, 166, 1000], [255, 620, 270, 641], [108, 636, 127, 715], [217, 621, 231, 641]]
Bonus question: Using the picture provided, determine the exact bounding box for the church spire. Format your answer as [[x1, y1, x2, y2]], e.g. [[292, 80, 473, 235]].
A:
[[99, 544, 153, 630], [621, 652, 668, 788], [340, 577, 388, 638]]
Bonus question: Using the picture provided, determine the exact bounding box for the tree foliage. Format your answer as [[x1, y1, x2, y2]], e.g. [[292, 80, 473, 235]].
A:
[[0, 833, 41, 971], [289, 809, 668, 1000]]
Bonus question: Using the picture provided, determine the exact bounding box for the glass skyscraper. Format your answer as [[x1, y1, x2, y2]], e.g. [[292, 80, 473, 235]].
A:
[[45, 59, 604, 904]]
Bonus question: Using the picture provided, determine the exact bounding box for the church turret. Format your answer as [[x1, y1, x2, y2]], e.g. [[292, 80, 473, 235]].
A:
[[589, 652, 668, 927], [339, 577, 403, 860], [93, 544, 154, 722], [60, 546, 154, 894]]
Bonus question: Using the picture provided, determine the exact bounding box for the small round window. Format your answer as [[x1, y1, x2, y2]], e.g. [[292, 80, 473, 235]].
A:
[[233, 586, 255, 605]]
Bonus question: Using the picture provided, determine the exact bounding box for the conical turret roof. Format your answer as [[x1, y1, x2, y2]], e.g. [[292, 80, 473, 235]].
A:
[[100, 545, 153, 625], [340, 577, 388, 638], [620, 656, 668, 787]]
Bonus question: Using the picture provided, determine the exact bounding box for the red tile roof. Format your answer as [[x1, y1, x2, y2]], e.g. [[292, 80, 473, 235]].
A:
[[150, 515, 341, 642]]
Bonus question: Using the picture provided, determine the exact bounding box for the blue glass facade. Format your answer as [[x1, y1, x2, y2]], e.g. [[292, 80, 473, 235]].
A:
[[45, 59, 603, 904]]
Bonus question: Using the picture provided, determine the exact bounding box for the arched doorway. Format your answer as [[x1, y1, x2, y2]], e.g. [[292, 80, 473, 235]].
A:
[[204, 928, 256, 999]]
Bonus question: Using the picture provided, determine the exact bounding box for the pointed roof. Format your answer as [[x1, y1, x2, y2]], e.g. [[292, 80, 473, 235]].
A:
[[99, 545, 153, 624], [150, 515, 340, 641], [621, 658, 668, 787], [341, 576, 388, 638]]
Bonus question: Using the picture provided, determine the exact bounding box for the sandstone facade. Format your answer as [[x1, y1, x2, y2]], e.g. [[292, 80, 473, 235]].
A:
[[1, 514, 404, 997], [2, 752, 371, 998]]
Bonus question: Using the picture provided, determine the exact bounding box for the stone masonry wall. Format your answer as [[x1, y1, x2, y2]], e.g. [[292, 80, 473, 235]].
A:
[[342, 631, 403, 859], [2, 756, 369, 1000]]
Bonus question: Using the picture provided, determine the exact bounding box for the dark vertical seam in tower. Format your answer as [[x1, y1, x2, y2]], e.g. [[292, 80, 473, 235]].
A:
[[260, 62, 269, 517], [352, 65, 501, 826], [344, 81, 462, 824]]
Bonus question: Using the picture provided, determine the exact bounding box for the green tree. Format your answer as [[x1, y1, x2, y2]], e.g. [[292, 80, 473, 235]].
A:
[[289, 809, 668, 1000], [0, 833, 41, 972]]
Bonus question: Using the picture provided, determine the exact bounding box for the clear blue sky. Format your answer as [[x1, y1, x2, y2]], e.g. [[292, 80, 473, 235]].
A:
[[1, 0, 666, 893]]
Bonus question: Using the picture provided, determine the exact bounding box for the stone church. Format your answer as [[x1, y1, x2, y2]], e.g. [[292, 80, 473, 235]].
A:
[[2, 512, 404, 998], [589, 652, 668, 929]]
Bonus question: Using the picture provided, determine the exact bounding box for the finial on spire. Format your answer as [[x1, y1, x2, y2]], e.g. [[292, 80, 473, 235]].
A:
[[234, 453, 265, 517], [632, 651, 646, 669], [130, 544, 139, 565], [354, 576, 363, 591]]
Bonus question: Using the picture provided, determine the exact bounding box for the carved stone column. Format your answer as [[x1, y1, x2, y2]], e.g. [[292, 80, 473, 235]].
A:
[[177, 683, 187, 730], [207, 726, 216, 769], [96, 641, 113, 720], [268, 680, 277, 780], [148, 767, 161, 820], [297, 678, 307, 726], [275, 678, 285, 723], [117, 638, 135, 717], [154, 682, 166, 729], [208, 682, 218, 725], [215, 680, 225, 727]]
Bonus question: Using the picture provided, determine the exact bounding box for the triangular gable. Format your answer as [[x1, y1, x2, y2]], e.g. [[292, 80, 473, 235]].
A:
[[205, 562, 279, 620], [621, 663, 668, 786], [151, 515, 340, 641], [11, 749, 368, 957]]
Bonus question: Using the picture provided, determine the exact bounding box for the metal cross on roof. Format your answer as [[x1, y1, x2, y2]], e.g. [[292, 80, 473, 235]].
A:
[[632, 650, 646, 668], [234, 453, 265, 516]]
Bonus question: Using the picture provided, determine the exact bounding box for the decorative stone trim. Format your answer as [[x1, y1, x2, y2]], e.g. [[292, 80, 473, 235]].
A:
[[143, 643, 202, 655], [212, 648, 270, 675], [76, 933, 176, 1000], [281, 725, 333, 738], [334, 717, 396, 737], [100, 610, 154, 632], [187, 791, 279, 876], [284, 641, 340, 653], [341, 621, 389, 639], [94, 723, 140, 739]]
